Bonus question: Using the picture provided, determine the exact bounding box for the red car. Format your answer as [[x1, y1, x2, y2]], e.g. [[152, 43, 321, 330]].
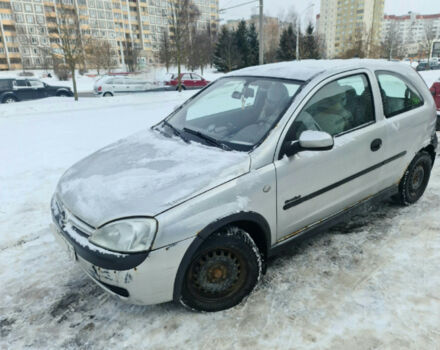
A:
[[430, 80, 440, 130], [165, 73, 210, 90]]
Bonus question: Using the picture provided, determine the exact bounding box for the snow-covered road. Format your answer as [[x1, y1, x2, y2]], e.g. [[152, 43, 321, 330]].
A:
[[1, 85, 440, 349]]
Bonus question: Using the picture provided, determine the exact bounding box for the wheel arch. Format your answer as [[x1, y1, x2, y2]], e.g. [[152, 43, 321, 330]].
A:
[[172, 211, 271, 301], [2, 93, 18, 103], [421, 133, 437, 167]]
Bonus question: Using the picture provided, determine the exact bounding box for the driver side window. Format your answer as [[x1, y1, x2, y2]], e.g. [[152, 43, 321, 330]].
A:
[[287, 74, 375, 141]]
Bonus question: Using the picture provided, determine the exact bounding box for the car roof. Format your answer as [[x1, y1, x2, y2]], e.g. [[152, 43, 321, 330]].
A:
[[226, 59, 413, 82]]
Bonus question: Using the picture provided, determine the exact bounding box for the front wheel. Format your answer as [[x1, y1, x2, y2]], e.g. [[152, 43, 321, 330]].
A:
[[180, 227, 262, 312], [2, 96, 17, 103], [395, 151, 432, 205]]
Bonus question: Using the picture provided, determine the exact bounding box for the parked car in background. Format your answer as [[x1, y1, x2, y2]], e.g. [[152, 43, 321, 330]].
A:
[[0, 78, 73, 103], [416, 61, 440, 71], [164, 73, 210, 90], [52, 60, 437, 312], [430, 79, 440, 129], [94, 76, 156, 96]]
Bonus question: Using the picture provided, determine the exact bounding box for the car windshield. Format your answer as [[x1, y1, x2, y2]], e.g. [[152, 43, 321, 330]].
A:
[[162, 77, 302, 151]]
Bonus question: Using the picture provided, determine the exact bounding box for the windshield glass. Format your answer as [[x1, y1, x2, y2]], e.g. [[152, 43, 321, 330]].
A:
[[164, 77, 302, 151]]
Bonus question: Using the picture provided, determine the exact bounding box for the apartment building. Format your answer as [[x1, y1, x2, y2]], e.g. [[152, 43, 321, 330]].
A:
[[317, 0, 384, 58], [382, 12, 440, 57], [0, 0, 219, 71]]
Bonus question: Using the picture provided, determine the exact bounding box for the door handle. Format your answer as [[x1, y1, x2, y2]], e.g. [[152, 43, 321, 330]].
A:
[[371, 138, 382, 152]]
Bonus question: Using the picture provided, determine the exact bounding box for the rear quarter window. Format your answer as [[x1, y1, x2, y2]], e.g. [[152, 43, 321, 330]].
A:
[[376, 71, 424, 118], [0, 80, 12, 90]]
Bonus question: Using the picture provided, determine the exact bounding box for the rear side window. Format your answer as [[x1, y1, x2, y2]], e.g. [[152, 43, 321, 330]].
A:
[[290, 74, 375, 139], [0, 80, 11, 90], [14, 80, 29, 87], [376, 72, 423, 118], [29, 80, 44, 88]]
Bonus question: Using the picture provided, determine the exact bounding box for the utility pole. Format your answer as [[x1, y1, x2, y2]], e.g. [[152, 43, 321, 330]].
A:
[[296, 19, 300, 60], [259, 0, 264, 65]]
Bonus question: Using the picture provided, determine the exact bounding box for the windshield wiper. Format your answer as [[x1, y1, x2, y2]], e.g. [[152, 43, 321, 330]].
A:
[[183, 127, 232, 151], [161, 120, 188, 142]]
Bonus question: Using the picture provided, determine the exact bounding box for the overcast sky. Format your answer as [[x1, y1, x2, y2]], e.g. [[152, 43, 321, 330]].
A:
[[219, 0, 440, 25]]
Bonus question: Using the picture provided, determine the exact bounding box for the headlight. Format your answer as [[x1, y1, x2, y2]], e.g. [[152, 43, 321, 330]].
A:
[[88, 218, 157, 253]]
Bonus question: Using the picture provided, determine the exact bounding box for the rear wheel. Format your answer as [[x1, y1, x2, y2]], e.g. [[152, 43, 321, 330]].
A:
[[181, 227, 262, 312], [103, 92, 113, 97], [57, 91, 70, 97], [176, 85, 186, 91], [395, 151, 432, 205], [2, 96, 17, 104]]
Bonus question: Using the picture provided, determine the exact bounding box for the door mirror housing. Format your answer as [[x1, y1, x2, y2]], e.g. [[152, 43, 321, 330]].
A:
[[284, 130, 334, 157], [299, 130, 334, 150]]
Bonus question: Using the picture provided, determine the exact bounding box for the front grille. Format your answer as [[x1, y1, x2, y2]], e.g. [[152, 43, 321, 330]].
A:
[[53, 197, 94, 237]]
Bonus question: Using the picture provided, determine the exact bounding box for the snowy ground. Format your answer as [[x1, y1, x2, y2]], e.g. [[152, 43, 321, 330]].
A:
[[1, 76, 440, 350]]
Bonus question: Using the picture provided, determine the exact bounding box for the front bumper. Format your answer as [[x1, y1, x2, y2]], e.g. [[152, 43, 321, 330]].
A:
[[51, 198, 195, 305]]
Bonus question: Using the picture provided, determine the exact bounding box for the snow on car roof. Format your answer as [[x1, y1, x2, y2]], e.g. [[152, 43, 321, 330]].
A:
[[227, 59, 408, 82]]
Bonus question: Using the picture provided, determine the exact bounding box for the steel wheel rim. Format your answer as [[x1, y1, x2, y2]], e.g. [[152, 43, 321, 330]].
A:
[[5, 98, 15, 103], [410, 165, 425, 194], [187, 248, 248, 300]]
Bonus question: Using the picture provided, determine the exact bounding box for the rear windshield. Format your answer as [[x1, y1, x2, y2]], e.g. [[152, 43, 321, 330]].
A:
[[0, 80, 12, 90]]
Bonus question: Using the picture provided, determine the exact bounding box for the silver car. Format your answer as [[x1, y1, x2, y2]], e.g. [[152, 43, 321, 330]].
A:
[[94, 76, 156, 96], [52, 60, 438, 312]]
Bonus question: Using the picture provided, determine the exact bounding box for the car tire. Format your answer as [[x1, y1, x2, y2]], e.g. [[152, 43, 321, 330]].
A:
[[57, 91, 70, 97], [180, 226, 262, 312], [395, 151, 432, 205], [176, 85, 186, 91], [2, 96, 17, 104], [436, 115, 440, 131], [103, 92, 113, 97]]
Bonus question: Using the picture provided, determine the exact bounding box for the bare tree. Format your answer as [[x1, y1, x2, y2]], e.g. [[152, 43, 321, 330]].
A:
[[339, 24, 371, 59], [264, 20, 280, 63], [422, 21, 437, 63], [86, 38, 116, 75], [187, 27, 211, 74], [123, 39, 141, 72], [168, 0, 200, 92], [158, 30, 172, 72], [381, 21, 400, 60], [37, 46, 53, 72], [52, 3, 87, 101]]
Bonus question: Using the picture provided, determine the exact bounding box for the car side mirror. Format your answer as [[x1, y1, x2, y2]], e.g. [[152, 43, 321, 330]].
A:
[[284, 130, 334, 157]]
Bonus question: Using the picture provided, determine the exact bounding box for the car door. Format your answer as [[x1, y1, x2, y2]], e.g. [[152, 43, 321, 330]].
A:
[[112, 78, 126, 93], [13, 80, 35, 100], [181, 74, 193, 88], [191, 73, 204, 88], [28, 79, 47, 99], [274, 71, 389, 242]]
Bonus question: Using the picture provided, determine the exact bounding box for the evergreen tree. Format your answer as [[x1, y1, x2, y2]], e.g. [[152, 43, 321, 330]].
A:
[[248, 23, 259, 66], [277, 24, 296, 61], [234, 20, 250, 68], [301, 23, 320, 59], [213, 26, 239, 72]]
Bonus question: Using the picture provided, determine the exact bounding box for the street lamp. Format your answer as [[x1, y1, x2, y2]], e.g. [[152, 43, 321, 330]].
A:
[[296, 3, 315, 61]]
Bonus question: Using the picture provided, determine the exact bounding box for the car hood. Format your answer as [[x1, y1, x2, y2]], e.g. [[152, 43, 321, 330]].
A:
[[56, 129, 250, 228]]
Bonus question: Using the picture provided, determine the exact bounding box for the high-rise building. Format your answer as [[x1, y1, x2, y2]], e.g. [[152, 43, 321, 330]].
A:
[[317, 0, 384, 58], [382, 12, 440, 57], [0, 0, 219, 71]]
